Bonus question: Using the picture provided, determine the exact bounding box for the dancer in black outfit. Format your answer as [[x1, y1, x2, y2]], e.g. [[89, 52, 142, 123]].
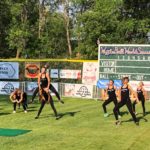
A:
[[113, 77, 139, 125], [133, 81, 147, 116], [102, 80, 121, 118], [35, 66, 61, 119], [31, 64, 63, 103], [10, 89, 28, 113], [31, 84, 62, 103]]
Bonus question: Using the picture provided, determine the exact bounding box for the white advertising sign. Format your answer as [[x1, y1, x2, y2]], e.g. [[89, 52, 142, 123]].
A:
[[0, 82, 19, 95], [60, 70, 81, 79], [64, 84, 75, 97], [74, 84, 93, 98], [50, 69, 59, 78], [64, 84, 93, 98], [82, 62, 98, 85], [0, 62, 19, 79]]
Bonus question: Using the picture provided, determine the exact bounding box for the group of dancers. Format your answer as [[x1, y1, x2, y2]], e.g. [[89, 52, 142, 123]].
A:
[[9, 65, 148, 125], [10, 65, 64, 120], [102, 77, 147, 125]]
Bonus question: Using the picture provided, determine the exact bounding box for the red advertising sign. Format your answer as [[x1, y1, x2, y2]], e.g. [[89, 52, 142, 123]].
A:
[[25, 62, 40, 78]]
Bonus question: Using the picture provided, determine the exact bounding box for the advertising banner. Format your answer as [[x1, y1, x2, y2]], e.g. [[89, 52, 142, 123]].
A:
[[74, 84, 93, 98], [26, 82, 59, 95], [25, 62, 40, 78], [0, 82, 19, 95], [64, 84, 75, 97], [0, 62, 19, 79], [26, 82, 38, 95], [97, 80, 122, 89], [50, 69, 59, 78], [60, 70, 81, 79], [82, 62, 98, 85]]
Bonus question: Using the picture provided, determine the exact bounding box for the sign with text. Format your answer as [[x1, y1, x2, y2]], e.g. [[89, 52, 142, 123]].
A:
[[0, 62, 19, 79], [74, 84, 93, 98], [50, 69, 59, 78], [0, 82, 19, 95], [99, 44, 150, 81], [60, 70, 81, 79], [64, 84, 93, 98], [82, 62, 98, 85]]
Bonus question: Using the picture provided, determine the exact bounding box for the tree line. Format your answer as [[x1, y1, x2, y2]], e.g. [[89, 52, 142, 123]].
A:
[[0, 0, 150, 59]]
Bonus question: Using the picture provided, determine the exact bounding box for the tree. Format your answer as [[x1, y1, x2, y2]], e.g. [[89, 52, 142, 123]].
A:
[[117, 0, 150, 43], [7, 0, 32, 58], [75, 0, 121, 59], [0, 0, 14, 58]]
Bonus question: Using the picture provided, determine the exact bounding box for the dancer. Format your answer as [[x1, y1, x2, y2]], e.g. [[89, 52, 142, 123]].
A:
[[35, 66, 60, 119], [10, 89, 28, 113], [102, 80, 121, 118], [31, 65, 63, 104], [113, 77, 139, 125], [133, 81, 147, 116]]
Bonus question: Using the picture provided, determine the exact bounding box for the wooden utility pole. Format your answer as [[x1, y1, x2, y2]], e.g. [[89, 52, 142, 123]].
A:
[[62, 0, 72, 57]]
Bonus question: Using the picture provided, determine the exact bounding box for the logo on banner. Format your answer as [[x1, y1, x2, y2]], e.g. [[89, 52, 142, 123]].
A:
[[0, 63, 16, 78], [76, 86, 91, 97], [2, 83, 14, 94], [25, 63, 40, 78], [51, 69, 59, 78], [64, 84, 75, 96]]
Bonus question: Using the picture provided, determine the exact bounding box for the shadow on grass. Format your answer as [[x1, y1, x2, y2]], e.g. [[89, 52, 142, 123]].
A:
[[37, 111, 81, 120], [28, 106, 38, 109], [121, 116, 148, 124], [143, 111, 150, 117], [27, 109, 37, 112], [109, 111, 128, 117], [0, 112, 11, 116], [58, 111, 81, 118]]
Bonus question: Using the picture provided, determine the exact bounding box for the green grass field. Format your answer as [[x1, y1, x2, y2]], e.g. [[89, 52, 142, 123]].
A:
[[0, 95, 150, 150]]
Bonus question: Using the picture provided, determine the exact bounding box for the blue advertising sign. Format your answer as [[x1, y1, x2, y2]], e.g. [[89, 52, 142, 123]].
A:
[[97, 79, 122, 89]]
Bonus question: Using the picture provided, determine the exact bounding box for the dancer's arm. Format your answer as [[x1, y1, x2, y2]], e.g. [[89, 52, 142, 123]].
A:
[[10, 92, 17, 103], [128, 85, 139, 103], [17, 92, 23, 103]]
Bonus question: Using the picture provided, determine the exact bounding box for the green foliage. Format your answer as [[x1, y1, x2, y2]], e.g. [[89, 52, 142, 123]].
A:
[[75, 0, 121, 58], [0, 0, 149, 59]]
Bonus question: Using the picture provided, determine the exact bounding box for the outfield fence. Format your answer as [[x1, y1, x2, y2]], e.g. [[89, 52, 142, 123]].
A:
[[0, 59, 150, 100]]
